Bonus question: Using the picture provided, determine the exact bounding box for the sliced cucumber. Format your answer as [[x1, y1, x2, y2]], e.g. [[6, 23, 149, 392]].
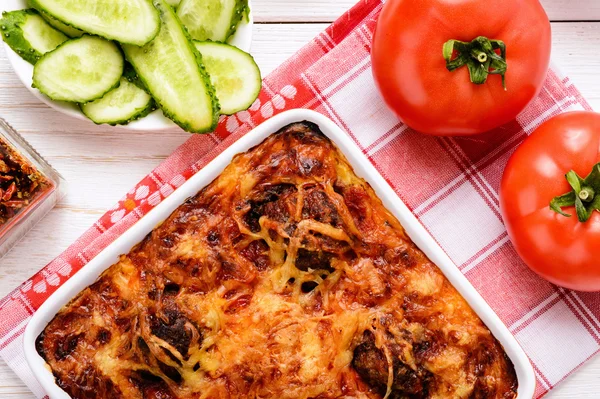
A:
[[194, 41, 261, 115], [81, 77, 155, 125], [30, 0, 160, 46], [39, 10, 83, 38], [1, 9, 68, 64], [177, 0, 248, 42], [122, 0, 220, 133], [165, 0, 181, 6], [33, 35, 123, 103], [123, 62, 149, 93]]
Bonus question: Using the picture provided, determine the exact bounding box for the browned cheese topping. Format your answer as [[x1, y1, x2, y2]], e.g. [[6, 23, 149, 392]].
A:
[[37, 122, 518, 399]]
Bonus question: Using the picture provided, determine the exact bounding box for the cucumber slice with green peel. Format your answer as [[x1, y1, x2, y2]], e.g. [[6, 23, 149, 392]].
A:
[[81, 77, 156, 126], [33, 35, 123, 103], [26, 0, 84, 37], [122, 0, 220, 133], [30, 0, 160, 46], [39, 10, 83, 38], [177, 0, 248, 42], [194, 41, 261, 115], [1, 9, 68, 64], [123, 62, 149, 93]]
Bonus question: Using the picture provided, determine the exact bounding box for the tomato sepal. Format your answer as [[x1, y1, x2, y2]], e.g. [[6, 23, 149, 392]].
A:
[[550, 163, 600, 222], [549, 192, 575, 218], [442, 36, 507, 89]]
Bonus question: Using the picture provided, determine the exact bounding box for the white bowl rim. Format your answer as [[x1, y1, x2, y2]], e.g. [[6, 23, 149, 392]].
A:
[[23, 109, 536, 399], [0, 0, 254, 131]]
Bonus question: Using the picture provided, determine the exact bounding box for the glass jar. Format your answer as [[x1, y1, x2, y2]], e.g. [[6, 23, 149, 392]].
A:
[[0, 118, 66, 258]]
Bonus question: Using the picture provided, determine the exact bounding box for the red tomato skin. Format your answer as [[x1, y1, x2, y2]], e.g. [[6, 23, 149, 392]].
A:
[[372, 0, 551, 136], [500, 112, 600, 291]]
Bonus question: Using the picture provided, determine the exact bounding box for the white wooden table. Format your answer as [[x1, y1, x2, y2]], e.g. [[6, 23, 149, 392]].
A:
[[0, 1, 599, 397]]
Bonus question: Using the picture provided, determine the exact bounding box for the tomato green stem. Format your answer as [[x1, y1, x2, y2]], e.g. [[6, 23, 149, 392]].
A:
[[550, 163, 600, 222], [443, 36, 507, 89], [579, 187, 595, 202], [471, 49, 488, 63]]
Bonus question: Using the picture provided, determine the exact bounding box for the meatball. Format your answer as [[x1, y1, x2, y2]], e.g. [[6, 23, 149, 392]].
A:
[[352, 330, 429, 398]]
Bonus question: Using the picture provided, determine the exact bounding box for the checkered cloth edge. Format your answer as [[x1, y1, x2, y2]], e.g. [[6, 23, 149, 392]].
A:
[[0, 1, 596, 397]]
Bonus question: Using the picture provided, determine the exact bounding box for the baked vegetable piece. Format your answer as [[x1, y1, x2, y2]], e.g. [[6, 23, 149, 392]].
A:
[[37, 122, 518, 399], [29, 0, 160, 45], [177, 0, 248, 42], [195, 41, 261, 115], [122, 0, 220, 133], [0, 9, 68, 64], [33, 35, 123, 103]]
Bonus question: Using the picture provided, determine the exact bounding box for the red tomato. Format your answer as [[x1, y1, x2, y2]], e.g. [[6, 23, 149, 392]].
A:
[[500, 112, 600, 291], [371, 0, 551, 136]]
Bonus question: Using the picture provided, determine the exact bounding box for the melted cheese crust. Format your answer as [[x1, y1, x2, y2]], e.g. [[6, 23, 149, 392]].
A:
[[37, 122, 517, 399]]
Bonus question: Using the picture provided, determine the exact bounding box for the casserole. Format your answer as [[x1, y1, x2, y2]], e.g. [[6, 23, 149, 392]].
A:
[[23, 109, 535, 398]]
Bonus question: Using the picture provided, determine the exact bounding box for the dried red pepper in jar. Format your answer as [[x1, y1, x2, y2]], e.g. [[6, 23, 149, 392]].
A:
[[0, 138, 50, 224]]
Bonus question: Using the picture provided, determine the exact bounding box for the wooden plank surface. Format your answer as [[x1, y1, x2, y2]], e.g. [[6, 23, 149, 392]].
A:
[[251, 0, 600, 22], [1, 0, 600, 397]]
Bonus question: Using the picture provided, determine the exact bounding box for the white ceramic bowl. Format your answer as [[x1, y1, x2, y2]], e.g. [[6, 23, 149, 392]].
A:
[[0, 0, 254, 131], [23, 109, 536, 399]]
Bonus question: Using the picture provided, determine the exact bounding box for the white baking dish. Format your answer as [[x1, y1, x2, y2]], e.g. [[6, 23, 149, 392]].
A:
[[23, 109, 535, 399]]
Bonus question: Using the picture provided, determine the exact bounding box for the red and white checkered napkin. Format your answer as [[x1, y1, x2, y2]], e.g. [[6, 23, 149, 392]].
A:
[[0, 0, 596, 397]]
